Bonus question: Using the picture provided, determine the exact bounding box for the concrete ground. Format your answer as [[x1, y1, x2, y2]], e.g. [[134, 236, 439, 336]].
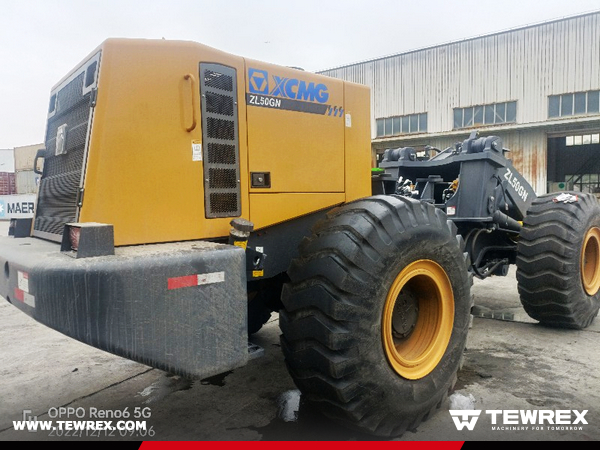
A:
[[1, 220, 600, 441]]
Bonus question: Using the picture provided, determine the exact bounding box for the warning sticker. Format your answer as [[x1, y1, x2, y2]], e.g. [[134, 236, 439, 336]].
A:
[[23, 292, 35, 308], [198, 272, 225, 285], [168, 271, 225, 290], [17, 271, 29, 293], [192, 140, 203, 161], [14, 287, 35, 308]]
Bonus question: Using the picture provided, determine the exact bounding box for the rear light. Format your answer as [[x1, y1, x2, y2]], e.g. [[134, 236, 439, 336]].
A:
[[69, 226, 81, 251]]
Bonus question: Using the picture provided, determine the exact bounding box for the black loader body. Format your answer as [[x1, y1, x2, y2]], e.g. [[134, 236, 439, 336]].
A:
[[374, 131, 600, 330], [374, 132, 536, 279]]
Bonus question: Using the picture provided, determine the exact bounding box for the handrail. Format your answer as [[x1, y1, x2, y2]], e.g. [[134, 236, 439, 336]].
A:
[[184, 74, 198, 132]]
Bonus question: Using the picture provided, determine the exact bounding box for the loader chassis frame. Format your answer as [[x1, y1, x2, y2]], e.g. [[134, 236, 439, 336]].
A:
[[376, 134, 536, 279]]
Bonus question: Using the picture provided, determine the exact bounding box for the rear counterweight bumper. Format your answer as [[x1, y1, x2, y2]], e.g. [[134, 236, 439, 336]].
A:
[[0, 236, 248, 379]]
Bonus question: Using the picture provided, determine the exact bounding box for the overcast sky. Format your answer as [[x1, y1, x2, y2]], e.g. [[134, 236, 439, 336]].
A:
[[0, 0, 599, 153]]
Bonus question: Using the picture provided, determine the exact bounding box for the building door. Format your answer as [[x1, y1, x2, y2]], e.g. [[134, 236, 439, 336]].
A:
[[547, 131, 600, 194]]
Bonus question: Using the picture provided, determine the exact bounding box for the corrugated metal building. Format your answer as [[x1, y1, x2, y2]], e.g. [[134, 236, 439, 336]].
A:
[[320, 11, 600, 194]]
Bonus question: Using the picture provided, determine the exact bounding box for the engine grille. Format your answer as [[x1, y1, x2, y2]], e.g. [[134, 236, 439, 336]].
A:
[[34, 55, 99, 240], [200, 64, 241, 218]]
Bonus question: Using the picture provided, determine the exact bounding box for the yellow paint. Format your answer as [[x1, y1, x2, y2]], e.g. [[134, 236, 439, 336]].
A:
[[382, 260, 455, 380], [79, 39, 250, 245], [74, 38, 371, 245], [343, 81, 372, 203], [581, 227, 600, 296], [249, 193, 345, 230], [252, 270, 264, 278], [245, 60, 345, 193], [233, 241, 248, 250]]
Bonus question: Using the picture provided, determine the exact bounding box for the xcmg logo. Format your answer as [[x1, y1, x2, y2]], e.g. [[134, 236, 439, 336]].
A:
[[248, 68, 330, 103]]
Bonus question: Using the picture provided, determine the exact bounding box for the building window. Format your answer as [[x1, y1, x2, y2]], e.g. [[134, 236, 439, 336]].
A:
[[565, 134, 600, 146], [453, 101, 517, 129], [549, 91, 600, 118], [375, 113, 427, 137]]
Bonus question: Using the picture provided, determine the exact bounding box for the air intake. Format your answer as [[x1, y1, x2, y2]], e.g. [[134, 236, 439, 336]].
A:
[[199, 64, 241, 218]]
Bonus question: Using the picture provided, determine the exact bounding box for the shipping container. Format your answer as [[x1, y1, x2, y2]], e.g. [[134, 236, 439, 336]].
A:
[[0, 194, 36, 220], [14, 143, 44, 172], [15, 170, 40, 194], [0, 172, 16, 195]]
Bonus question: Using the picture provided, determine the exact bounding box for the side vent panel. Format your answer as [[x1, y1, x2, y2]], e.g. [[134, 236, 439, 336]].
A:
[[199, 64, 241, 218]]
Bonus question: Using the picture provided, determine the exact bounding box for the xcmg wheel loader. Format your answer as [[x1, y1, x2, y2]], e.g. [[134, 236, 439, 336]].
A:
[[1, 38, 598, 437]]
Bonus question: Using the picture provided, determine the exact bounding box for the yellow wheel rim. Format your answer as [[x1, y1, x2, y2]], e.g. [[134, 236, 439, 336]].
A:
[[382, 260, 454, 380], [581, 227, 600, 296]]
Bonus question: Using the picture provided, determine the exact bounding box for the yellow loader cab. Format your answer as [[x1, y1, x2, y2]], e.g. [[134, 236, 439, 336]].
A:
[[0, 39, 473, 437]]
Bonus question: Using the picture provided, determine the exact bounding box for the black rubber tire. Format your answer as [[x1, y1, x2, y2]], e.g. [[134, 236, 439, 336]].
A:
[[279, 195, 472, 437], [516, 192, 600, 329]]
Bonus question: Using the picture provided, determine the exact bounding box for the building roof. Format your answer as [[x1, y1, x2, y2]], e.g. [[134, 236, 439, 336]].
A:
[[318, 10, 600, 73]]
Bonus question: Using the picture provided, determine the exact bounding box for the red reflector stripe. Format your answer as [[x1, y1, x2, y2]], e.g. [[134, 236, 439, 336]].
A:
[[14, 288, 24, 302], [168, 275, 198, 290]]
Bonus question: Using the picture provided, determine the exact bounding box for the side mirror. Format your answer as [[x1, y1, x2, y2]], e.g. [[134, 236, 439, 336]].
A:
[[33, 149, 45, 175]]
